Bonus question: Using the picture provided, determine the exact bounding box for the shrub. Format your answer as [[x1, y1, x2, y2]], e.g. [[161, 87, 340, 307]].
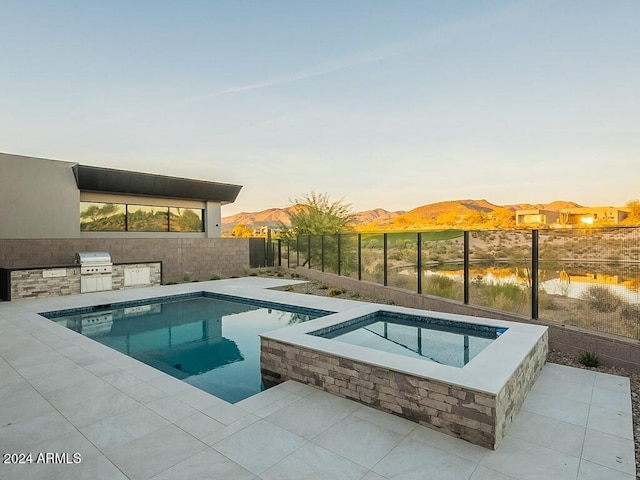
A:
[[620, 301, 640, 320], [580, 286, 622, 312], [182, 274, 191, 282], [210, 275, 221, 281], [328, 288, 345, 297], [579, 351, 600, 368], [423, 275, 463, 300]]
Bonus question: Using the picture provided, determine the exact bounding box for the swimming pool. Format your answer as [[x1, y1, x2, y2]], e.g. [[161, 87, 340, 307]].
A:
[[42, 292, 328, 403], [311, 311, 504, 367]]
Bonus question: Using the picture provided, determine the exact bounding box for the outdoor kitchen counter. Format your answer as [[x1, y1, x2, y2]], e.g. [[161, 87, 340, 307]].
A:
[[0, 261, 162, 301]]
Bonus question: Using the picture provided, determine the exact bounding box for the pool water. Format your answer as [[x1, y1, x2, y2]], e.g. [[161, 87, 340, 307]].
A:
[[44, 294, 324, 403], [313, 312, 501, 367]]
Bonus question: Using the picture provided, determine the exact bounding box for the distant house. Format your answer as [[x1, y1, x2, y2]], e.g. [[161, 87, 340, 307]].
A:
[[558, 207, 629, 226], [515, 206, 629, 227], [0, 153, 242, 239], [515, 209, 560, 226]]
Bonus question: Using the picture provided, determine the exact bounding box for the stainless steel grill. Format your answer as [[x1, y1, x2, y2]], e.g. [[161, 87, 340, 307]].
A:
[[76, 252, 113, 292]]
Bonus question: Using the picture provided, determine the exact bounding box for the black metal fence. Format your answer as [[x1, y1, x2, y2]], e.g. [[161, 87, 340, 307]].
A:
[[275, 227, 640, 340]]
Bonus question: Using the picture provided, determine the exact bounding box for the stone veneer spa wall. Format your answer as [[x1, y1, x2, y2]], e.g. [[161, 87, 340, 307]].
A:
[[261, 316, 548, 450]]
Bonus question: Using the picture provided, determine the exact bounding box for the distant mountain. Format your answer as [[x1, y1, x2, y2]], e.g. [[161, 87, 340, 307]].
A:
[[505, 200, 582, 211], [353, 208, 404, 224], [222, 199, 589, 232], [222, 206, 402, 231], [371, 199, 500, 227], [222, 206, 299, 230]]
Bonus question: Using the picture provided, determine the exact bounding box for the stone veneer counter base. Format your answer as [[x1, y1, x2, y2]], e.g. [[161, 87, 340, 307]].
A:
[[261, 305, 548, 450]]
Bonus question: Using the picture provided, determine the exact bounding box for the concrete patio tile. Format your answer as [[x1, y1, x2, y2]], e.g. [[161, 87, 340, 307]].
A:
[[304, 388, 362, 413], [84, 360, 124, 378], [27, 367, 100, 394], [577, 459, 636, 480], [101, 370, 143, 389], [590, 386, 632, 414], [266, 396, 352, 439], [146, 374, 191, 395], [235, 384, 292, 412], [539, 363, 597, 386], [353, 405, 418, 436], [42, 378, 120, 410], [594, 372, 630, 393], [120, 382, 167, 404], [15, 356, 87, 381], [0, 386, 56, 427], [408, 424, 488, 464], [360, 472, 387, 480], [171, 385, 224, 410], [57, 389, 141, 428], [213, 420, 306, 475], [252, 392, 303, 418], [276, 380, 320, 396], [149, 448, 254, 480], [480, 436, 580, 480], [79, 406, 170, 451], [313, 415, 404, 469], [0, 411, 76, 452], [581, 429, 636, 476], [530, 373, 594, 404], [0, 365, 29, 389], [261, 442, 368, 480], [520, 390, 590, 427], [106, 425, 208, 480], [175, 412, 225, 439], [507, 410, 586, 458], [201, 414, 260, 446], [146, 395, 199, 423], [372, 438, 477, 480], [587, 405, 634, 440], [469, 465, 518, 480], [47, 454, 129, 480], [202, 400, 251, 425]]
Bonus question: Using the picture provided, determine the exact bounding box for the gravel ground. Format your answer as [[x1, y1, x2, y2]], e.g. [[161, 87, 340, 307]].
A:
[[268, 273, 640, 475]]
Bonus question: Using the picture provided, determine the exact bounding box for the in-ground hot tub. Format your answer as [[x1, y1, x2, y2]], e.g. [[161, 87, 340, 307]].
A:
[[260, 304, 548, 449]]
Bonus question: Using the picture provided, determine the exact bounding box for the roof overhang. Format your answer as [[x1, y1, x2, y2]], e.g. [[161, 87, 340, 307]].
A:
[[72, 165, 242, 204]]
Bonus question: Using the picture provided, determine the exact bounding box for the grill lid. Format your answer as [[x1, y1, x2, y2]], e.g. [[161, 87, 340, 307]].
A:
[[75, 251, 112, 265]]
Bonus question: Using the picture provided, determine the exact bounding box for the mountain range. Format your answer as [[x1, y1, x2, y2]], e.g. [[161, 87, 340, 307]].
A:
[[222, 199, 583, 232]]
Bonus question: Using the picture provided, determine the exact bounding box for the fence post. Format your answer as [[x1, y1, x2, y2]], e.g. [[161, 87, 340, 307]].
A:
[[321, 235, 325, 272], [277, 239, 282, 267], [358, 234, 362, 280], [417, 232, 422, 294], [532, 229, 539, 319], [307, 235, 311, 269], [287, 239, 290, 268], [383, 233, 388, 286], [296, 236, 299, 267], [337, 235, 342, 276], [464, 231, 470, 304]]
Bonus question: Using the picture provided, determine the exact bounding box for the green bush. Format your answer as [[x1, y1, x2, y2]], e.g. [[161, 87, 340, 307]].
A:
[[579, 351, 600, 368], [423, 275, 463, 300], [328, 288, 345, 297]]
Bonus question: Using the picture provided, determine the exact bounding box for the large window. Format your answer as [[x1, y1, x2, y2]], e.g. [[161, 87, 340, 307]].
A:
[[80, 203, 126, 231], [80, 202, 204, 232]]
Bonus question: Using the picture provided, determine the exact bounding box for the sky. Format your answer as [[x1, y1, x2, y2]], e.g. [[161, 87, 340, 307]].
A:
[[1, 1, 639, 216]]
